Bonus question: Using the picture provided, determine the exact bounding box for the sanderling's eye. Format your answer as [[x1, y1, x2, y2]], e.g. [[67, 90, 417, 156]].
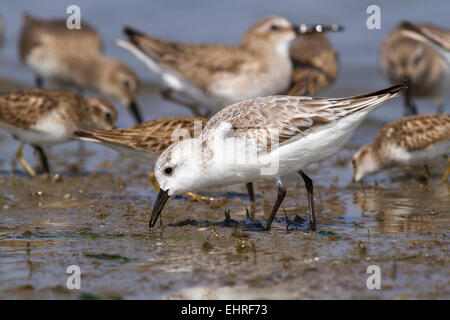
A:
[[105, 113, 113, 123], [351, 159, 356, 167], [270, 24, 279, 31], [164, 167, 173, 176]]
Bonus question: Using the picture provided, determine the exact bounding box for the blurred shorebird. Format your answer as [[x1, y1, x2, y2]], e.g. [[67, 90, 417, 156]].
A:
[[287, 27, 340, 96], [351, 114, 450, 182], [380, 21, 450, 115], [118, 16, 342, 117], [0, 89, 117, 177], [19, 13, 143, 123], [149, 85, 406, 231]]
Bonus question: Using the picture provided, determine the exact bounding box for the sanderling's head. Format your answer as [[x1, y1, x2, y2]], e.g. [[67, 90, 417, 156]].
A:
[[83, 96, 117, 130], [351, 144, 380, 182], [242, 16, 299, 54], [150, 139, 204, 227], [100, 58, 142, 123]]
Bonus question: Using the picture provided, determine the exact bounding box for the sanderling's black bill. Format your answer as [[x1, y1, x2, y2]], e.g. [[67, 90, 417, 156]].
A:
[[150, 188, 170, 228]]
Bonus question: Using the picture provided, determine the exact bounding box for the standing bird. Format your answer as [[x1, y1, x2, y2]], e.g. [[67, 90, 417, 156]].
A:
[[380, 21, 449, 115], [18, 13, 143, 123], [0, 89, 117, 176], [149, 85, 406, 232], [351, 114, 450, 182], [287, 27, 340, 96], [118, 16, 341, 117]]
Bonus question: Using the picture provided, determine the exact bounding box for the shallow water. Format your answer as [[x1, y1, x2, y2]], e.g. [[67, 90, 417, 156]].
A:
[[0, 1, 449, 299]]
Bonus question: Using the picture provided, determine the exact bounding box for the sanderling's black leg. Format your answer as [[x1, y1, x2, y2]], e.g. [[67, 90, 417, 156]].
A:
[[298, 170, 317, 232], [33, 145, 50, 174], [246, 182, 256, 216], [262, 178, 286, 231]]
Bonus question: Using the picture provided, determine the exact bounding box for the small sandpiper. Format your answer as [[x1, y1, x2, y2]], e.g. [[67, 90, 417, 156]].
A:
[[19, 13, 143, 123], [0, 88, 117, 176], [149, 84, 406, 231], [118, 16, 342, 117], [380, 21, 450, 115], [351, 113, 450, 182]]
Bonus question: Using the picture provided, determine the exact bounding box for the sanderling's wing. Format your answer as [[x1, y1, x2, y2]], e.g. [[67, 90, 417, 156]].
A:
[[400, 21, 450, 52], [121, 27, 255, 88], [203, 85, 406, 152], [74, 116, 206, 154], [374, 114, 450, 152]]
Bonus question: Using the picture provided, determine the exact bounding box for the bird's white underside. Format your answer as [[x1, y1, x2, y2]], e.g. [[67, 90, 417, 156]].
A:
[[388, 139, 450, 166], [0, 110, 71, 145]]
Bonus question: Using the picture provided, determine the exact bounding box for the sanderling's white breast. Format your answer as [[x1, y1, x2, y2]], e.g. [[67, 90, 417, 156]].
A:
[[150, 84, 406, 231]]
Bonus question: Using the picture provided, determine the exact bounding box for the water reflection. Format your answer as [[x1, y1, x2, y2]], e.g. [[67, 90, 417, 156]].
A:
[[351, 182, 450, 234]]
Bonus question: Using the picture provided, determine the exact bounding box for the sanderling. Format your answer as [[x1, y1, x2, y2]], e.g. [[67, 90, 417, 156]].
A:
[[73, 116, 238, 201], [287, 31, 339, 96], [351, 113, 450, 182], [0, 88, 117, 176], [19, 13, 143, 123], [380, 21, 449, 115], [150, 84, 407, 231], [118, 17, 342, 117]]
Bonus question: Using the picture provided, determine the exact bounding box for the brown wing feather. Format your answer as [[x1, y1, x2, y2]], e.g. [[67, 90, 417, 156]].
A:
[[75, 117, 206, 154], [123, 27, 254, 88], [374, 114, 450, 151], [0, 89, 85, 130]]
